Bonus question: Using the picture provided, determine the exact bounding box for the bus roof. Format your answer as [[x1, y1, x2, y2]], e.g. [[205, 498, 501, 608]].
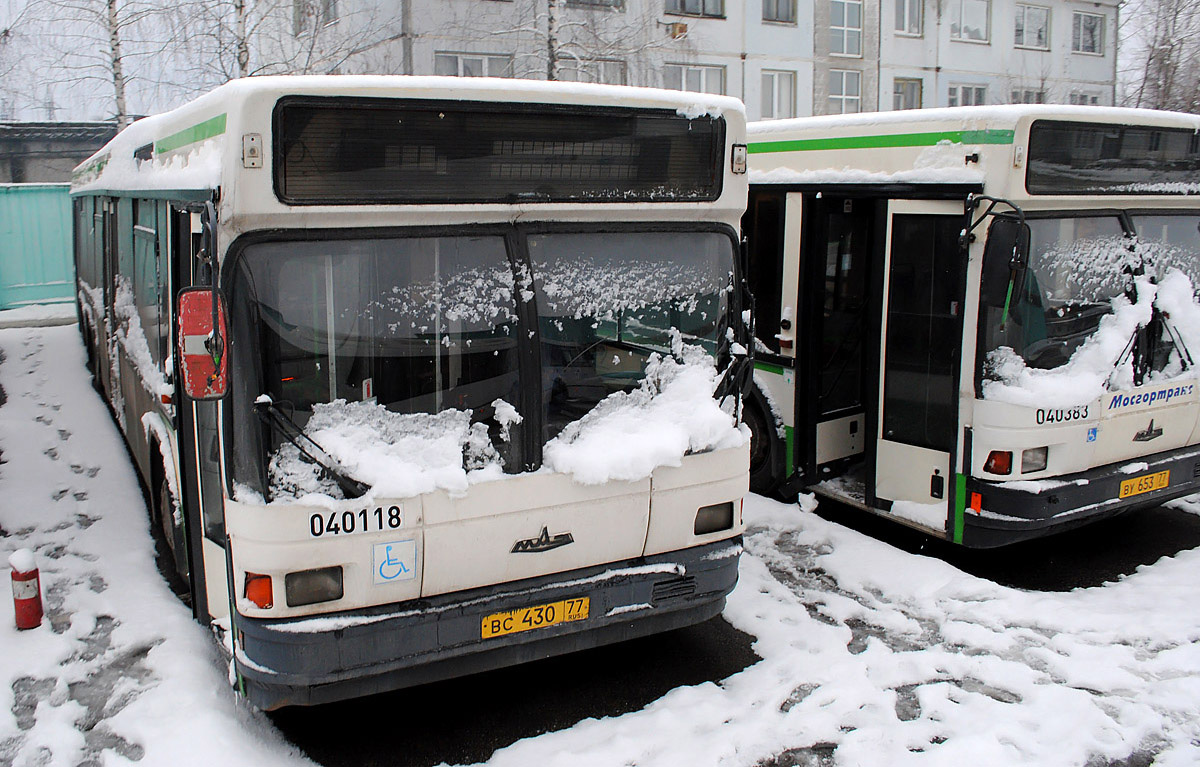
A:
[[747, 105, 1200, 192], [71, 75, 746, 196]]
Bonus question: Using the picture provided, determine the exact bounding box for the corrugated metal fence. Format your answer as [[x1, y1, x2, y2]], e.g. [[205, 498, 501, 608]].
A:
[[0, 184, 75, 309]]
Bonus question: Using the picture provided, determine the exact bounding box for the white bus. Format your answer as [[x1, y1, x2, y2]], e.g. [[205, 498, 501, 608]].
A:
[[71, 76, 752, 708], [742, 106, 1200, 547]]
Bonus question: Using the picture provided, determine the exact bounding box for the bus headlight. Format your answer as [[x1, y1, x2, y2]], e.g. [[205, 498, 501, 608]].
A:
[[285, 566, 344, 607], [695, 502, 734, 535], [1021, 446, 1049, 474]]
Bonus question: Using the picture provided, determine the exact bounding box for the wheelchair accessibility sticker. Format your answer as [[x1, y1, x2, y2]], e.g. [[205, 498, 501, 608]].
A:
[[373, 539, 417, 585]]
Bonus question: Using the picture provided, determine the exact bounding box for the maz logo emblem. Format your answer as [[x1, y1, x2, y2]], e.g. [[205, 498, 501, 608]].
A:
[[1133, 419, 1164, 443], [511, 526, 574, 553]]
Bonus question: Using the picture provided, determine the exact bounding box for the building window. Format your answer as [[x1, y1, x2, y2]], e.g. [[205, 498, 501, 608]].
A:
[[567, 0, 623, 6], [559, 59, 627, 85], [293, 0, 338, 34], [831, 0, 862, 56], [762, 70, 797, 119], [434, 53, 514, 77], [1011, 88, 1045, 104], [764, 0, 796, 23], [949, 0, 990, 42], [666, 0, 724, 17], [829, 69, 861, 113], [893, 78, 922, 110], [895, 0, 922, 35], [1069, 92, 1100, 105], [1014, 4, 1049, 49], [1072, 12, 1104, 54], [664, 64, 726, 94], [948, 84, 986, 106]]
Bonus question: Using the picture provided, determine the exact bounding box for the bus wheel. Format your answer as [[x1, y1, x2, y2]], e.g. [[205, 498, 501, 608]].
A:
[[153, 469, 190, 602], [745, 391, 785, 497]]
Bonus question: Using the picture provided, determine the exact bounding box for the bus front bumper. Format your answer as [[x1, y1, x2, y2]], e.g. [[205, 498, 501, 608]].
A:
[[962, 445, 1200, 548], [233, 537, 742, 709]]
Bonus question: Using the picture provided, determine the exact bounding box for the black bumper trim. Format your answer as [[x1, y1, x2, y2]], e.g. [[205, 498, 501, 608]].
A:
[[235, 538, 742, 709], [963, 445, 1200, 547]]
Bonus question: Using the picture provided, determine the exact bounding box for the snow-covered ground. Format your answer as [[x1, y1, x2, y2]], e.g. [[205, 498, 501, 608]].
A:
[[2, 324, 1199, 767]]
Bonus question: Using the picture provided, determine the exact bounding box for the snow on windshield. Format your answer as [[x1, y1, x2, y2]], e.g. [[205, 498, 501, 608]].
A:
[[260, 338, 743, 503], [984, 272, 1200, 407], [361, 262, 517, 333], [543, 337, 746, 484], [536, 255, 722, 321]]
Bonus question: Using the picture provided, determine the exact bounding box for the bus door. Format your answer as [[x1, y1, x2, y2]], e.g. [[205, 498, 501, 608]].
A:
[[874, 200, 967, 531], [797, 196, 878, 487], [96, 197, 119, 399]]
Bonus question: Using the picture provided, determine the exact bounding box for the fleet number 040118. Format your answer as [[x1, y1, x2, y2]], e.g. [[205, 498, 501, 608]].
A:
[[309, 506, 402, 537]]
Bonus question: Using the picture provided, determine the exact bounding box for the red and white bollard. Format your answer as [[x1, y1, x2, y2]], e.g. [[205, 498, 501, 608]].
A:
[[9, 549, 43, 630]]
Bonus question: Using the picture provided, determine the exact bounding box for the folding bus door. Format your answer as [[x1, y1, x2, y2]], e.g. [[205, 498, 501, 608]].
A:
[[800, 196, 876, 482], [873, 200, 967, 535]]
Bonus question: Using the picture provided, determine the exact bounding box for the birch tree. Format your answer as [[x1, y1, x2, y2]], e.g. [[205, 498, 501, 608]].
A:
[[1121, 0, 1200, 113], [25, 0, 178, 125]]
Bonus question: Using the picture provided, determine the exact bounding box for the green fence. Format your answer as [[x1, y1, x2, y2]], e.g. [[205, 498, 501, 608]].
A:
[[0, 184, 75, 310]]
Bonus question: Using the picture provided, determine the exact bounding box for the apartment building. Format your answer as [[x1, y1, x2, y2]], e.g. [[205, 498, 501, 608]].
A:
[[320, 0, 1119, 119]]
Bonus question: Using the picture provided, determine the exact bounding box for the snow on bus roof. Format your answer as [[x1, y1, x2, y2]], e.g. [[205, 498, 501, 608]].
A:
[[71, 75, 745, 195], [747, 104, 1200, 139]]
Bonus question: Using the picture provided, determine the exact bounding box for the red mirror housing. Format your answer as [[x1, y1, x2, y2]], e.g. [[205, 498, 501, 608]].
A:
[[177, 287, 230, 400]]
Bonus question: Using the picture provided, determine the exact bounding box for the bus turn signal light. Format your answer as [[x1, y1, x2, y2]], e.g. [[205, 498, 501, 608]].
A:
[[244, 572, 273, 609], [984, 450, 1013, 476]]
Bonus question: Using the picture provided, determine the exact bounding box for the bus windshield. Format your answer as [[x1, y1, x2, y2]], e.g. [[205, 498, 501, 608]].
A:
[[978, 213, 1200, 378], [228, 229, 735, 498]]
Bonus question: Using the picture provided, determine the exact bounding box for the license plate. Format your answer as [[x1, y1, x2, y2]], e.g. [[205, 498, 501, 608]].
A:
[[481, 597, 589, 639], [1119, 470, 1169, 499]]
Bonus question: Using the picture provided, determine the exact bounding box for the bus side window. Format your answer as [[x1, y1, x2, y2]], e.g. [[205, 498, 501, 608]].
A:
[[743, 192, 785, 353]]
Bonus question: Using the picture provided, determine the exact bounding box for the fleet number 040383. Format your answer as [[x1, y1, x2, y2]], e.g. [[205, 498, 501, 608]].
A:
[[309, 506, 402, 538]]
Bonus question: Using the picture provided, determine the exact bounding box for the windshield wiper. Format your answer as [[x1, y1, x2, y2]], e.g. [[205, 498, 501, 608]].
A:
[[254, 397, 369, 499]]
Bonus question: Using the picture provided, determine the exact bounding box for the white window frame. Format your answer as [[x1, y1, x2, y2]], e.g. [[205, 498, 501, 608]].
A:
[[893, 78, 922, 110], [763, 0, 797, 23], [434, 52, 514, 78], [1068, 92, 1100, 106], [558, 59, 627, 85], [664, 63, 726, 95], [828, 69, 861, 114], [761, 70, 797, 119], [830, 0, 863, 57], [949, 0, 991, 43], [894, 0, 922, 36], [1014, 4, 1049, 50], [948, 84, 987, 106], [1072, 11, 1105, 55]]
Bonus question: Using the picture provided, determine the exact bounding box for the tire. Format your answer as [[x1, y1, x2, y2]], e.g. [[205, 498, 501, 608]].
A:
[[745, 390, 786, 497], [153, 467, 190, 600]]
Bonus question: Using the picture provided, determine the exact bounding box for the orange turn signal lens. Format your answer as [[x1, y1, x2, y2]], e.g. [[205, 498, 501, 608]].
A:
[[244, 572, 273, 609], [984, 450, 1013, 476]]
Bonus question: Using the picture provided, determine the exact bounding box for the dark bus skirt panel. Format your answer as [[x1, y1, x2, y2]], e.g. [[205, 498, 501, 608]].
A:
[[236, 537, 742, 710], [962, 445, 1200, 548]]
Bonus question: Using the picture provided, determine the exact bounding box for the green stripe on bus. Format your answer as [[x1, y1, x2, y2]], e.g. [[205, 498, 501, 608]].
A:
[[754, 360, 786, 375], [748, 129, 1015, 155], [785, 425, 795, 473], [953, 473, 967, 545], [155, 114, 228, 155]]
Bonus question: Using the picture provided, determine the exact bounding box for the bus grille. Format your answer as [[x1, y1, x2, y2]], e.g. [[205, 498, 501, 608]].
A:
[[651, 576, 696, 604]]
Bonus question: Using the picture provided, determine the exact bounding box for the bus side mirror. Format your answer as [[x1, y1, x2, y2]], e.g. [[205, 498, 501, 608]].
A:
[[177, 287, 230, 400], [981, 218, 1031, 306]]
